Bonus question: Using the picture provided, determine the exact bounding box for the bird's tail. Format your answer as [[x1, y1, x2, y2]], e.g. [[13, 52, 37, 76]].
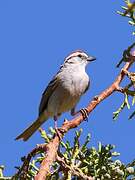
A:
[[15, 113, 48, 141]]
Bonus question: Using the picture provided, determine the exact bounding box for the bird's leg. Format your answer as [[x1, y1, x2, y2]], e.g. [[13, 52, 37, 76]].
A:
[[54, 115, 58, 129], [54, 116, 62, 140], [71, 107, 77, 116], [71, 107, 89, 121]]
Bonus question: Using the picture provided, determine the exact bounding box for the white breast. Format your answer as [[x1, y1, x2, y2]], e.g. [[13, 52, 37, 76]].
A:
[[47, 65, 89, 116], [61, 66, 89, 95]]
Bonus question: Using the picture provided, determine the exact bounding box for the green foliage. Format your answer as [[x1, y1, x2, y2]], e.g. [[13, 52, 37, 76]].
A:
[[113, 70, 135, 120], [2, 129, 134, 179], [117, 0, 135, 35], [0, 165, 12, 180]]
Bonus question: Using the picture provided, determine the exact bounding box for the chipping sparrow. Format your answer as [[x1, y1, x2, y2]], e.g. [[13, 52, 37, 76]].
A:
[[16, 50, 96, 141]]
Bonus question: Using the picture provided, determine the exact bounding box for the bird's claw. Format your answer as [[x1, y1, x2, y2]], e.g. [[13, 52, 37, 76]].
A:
[[80, 108, 89, 121]]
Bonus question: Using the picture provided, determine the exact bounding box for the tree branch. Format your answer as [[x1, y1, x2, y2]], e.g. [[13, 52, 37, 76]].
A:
[[34, 59, 134, 179]]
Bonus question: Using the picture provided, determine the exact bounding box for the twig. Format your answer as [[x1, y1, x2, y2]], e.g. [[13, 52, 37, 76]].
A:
[[56, 155, 94, 180], [14, 144, 47, 179]]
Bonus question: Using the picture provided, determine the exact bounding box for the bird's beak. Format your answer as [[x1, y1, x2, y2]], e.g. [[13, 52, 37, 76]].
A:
[[87, 56, 96, 62]]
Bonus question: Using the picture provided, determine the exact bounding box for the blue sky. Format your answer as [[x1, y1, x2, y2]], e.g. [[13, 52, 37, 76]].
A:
[[0, 0, 135, 176]]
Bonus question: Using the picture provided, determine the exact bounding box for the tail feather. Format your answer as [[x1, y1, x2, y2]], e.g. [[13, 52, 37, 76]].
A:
[[15, 113, 47, 141]]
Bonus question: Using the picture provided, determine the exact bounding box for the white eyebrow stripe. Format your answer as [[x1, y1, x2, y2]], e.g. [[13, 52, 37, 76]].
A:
[[65, 51, 88, 61]]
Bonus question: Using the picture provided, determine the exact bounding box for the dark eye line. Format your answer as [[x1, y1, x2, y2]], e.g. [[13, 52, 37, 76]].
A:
[[78, 54, 82, 58], [67, 59, 74, 64], [65, 55, 76, 62], [64, 58, 73, 64]]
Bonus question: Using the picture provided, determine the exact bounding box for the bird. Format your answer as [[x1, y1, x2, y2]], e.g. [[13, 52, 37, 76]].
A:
[[15, 50, 96, 141]]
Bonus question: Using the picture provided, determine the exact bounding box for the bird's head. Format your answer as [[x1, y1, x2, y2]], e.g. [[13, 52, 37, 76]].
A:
[[64, 50, 96, 67]]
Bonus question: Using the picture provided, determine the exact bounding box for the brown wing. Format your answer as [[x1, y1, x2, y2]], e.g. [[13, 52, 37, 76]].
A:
[[39, 76, 59, 116]]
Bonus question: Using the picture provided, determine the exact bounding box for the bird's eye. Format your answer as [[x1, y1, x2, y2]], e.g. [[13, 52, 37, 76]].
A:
[[78, 54, 82, 58]]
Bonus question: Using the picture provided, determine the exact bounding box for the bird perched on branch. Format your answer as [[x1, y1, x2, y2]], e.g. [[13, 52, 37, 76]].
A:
[[16, 50, 96, 141]]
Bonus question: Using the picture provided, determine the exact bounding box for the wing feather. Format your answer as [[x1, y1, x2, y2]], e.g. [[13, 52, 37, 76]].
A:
[[39, 76, 59, 115]]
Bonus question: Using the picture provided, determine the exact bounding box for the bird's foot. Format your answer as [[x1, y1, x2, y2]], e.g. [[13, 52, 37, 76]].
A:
[[80, 108, 89, 121]]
